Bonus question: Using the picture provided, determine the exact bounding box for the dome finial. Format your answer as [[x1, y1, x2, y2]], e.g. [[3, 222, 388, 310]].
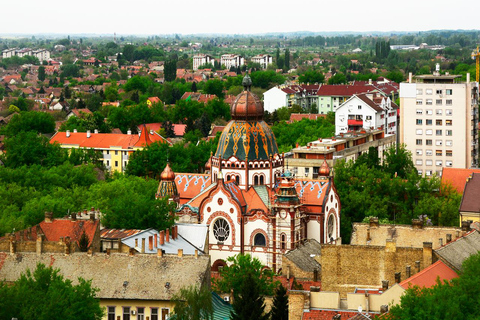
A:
[[242, 73, 252, 91]]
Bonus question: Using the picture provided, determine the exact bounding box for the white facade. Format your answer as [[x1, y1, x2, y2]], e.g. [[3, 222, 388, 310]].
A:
[[400, 72, 479, 176], [263, 86, 289, 113], [32, 49, 51, 62], [2, 48, 50, 62], [193, 54, 214, 71], [335, 94, 397, 135], [220, 54, 244, 70], [251, 54, 273, 69]]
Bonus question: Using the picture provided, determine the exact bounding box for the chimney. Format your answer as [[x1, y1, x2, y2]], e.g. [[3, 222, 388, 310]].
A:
[[106, 248, 111, 256], [154, 234, 157, 248], [415, 261, 421, 273], [287, 266, 291, 280], [87, 130, 91, 138], [195, 249, 198, 258], [127, 129, 132, 135], [446, 234, 452, 243], [44, 212, 53, 223], [382, 280, 389, 291], [89, 213, 95, 221], [380, 305, 389, 314], [467, 73, 470, 84], [408, 72, 413, 83], [150, 130, 154, 135], [439, 238, 443, 247], [313, 268, 318, 282], [94, 129, 98, 134], [166, 229, 170, 243], [9, 233, 16, 255], [129, 247, 135, 256], [73, 129, 77, 133], [149, 236, 153, 251], [366, 227, 371, 242], [141, 238, 145, 253], [412, 219, 423, 229], [157, 249, 163, 257], [66, 130, 70, 137], [159, 231, 165, 245], [368, 78, 372, 85], [36, 234, 43, 255], [178, 249, 183, 257], [423, 242, 433, 268], [394, 272, 401, 283], [406, 265, 411, 278], [174, 226, 178, 239], [369, 217, 379, 228], [71, 213, 77, 221]]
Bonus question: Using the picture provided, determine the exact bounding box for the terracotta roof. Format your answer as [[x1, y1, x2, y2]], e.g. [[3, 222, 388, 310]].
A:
[[459, 173, 480, 213], [100, 229, 143, 240], [317, 84, 372, 96], [289, 113, 327, 122], [134, 127, 153, 147], [50, 131, 167, 149], [441, 168, 480, 194], [242, 187, 269, 212], [399, 260, 458, 289], [303, 310, 375, 320], [69, 108, 92, 117], [174, 124, 186, 136], [175, 174, 212, 205], [295, 179, 329, 209]]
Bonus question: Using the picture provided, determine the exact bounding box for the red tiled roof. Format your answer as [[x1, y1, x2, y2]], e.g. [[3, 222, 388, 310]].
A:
[[303, 310, 374, 320], [399, 260, 458, 289], [174, 124, 186, 136], [317, 84, 371, 96], [69, 108, 92, 117], [459, 172, 480, 213], [175, 174, 212, 205], [441, 168, 480, 194], [100, 229, 143, 239], [289, 113, 327, 122]]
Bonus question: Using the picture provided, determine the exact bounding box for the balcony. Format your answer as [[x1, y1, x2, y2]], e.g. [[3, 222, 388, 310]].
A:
[[348, 119, 363, 126]]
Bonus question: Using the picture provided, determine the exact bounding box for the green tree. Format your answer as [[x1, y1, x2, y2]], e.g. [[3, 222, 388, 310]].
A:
[[270, 285, 288, 320], [2, 111, 55, 137], [38, 65, 46, 81], [230, 272, 269, 320], [298, 69, 325, 84], [284, 48, 290, 70], [213, 254, 278, 297], [172, 285, 213, 320], [78, 230, 90, 252], [203, 79, 224, 98], [383, 144, 416, 179], [0, 263, 104, 320]]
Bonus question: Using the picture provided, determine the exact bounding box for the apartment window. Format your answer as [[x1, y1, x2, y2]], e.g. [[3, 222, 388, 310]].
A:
[[115, 161, 118, 167], [106, 160, 110, 166], [358, 105, 362, 110], [446, 130, 453, 136], [426, 89, 433, 95], [426, 139, 432, 145], [426, 160, 433, 166], [416, 109, 423, 115], [426, 99, 433, 105], [446, 109, 452, 115], [426, 170, 433, 176], [416, 139, 423, 145], [115, 150, 118, 155], [416, 119, 423, 125], [446, 89, 452, 95], [446, 150, 453, 157], [446, 120, 452, 126], [123, 307, 130, 320], [106, 150, 110, 155], [416, 89, 423, 95], [416, 159, 423, 165], [436, 109, 442, 115], [446, 160, 453, 167], [436, 89, 442, 95], [137, 308, 144, 320], [124, 151, 127, 155], [366, 115, 372, 120], [426, 150, 433, 156], [436, 140, 443, 146], [426, 119, 433, 125], [436, 160, 443, 166], [446, 140, 453, 146], [108, 307, 115, 320], [436, 99, 442, 105], [124, 161, 127, 167], [446, 100, 452, 105], [416, 149, 423, 155], [151, 308, 158, 320], [416, 99, 423, 105], [436, 120, 442, 126], [418, 170, 423, 175], [436, 130, 442, 136], [416, 129, 423, 135], [436, 150, 442, 156], [426, 109, 433, 115]]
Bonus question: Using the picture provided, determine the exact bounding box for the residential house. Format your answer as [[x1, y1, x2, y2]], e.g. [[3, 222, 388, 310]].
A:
[[335, 93, 398, 135], [66, 108, 92, 119], [263, 84, 320, 113], [147, 97, 163, 107], [49, 101, 70, 112]]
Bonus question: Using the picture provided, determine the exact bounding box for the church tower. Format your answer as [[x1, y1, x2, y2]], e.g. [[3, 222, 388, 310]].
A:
[[211, 74, 283, 189], [156, 163, 179, 205]]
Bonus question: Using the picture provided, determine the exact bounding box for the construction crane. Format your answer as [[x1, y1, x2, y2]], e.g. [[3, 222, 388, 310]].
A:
[[472, 46, 480, 83]]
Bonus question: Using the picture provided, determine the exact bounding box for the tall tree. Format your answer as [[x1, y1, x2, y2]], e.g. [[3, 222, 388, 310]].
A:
[[284, 48, 290, 70], [38, 65, 46, 81], [172, 285, 213, 320], [230, 272, 269, 320], [270, 285, 289, 320]]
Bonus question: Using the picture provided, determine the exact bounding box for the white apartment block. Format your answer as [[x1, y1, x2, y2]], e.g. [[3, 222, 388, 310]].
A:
[[251, 54, 273, 69], [193, 54, 214, 71], [2, 48, 50, 62], [220, 54, 244, 70], [335, 94, 398, 135], [400, 70, 479, 176]]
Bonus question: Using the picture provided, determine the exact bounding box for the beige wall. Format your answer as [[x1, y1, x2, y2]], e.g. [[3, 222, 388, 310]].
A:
[[311, 291, 340, 309], [100, 299, 174, 320]]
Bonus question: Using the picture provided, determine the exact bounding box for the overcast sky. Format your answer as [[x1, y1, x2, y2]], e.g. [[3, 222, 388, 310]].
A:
[[2, 0, 478, 36]]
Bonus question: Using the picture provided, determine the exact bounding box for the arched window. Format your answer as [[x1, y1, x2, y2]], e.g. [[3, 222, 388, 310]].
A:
[[281, 233, 286, 250], [226, 175, 231, 181], [254, 176, 259, 185], [213, 218, 230, 242], [235, 176, 240, 185], [214, 173, 217, 182], [254, 233, 266, 247], [327, 215, 335, 242], [259, 175, 265, 185]]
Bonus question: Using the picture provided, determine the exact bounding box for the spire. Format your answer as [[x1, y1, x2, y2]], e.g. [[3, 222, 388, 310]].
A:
[[242, 73, 252, 91]]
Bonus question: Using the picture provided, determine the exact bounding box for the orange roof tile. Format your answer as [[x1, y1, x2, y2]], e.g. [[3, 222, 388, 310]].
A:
[[441, 168, 480, 194], [242, 187, 269, 212], [175, 174, 212, 204], [399, 260, 458, 289], [134, 127, 153, 147], [50, 131, 140, 149]]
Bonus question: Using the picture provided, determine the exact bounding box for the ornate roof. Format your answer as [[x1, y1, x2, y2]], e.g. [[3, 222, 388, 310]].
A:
[[319, 159, 331, 176], [160, 163, 175, 181], [215, 120, 278, 161]]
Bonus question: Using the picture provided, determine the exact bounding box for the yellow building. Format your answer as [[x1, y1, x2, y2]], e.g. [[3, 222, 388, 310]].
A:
[[50, 129, 170, 173]]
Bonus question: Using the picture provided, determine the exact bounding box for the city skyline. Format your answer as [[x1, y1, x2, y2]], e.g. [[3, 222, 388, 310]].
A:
[[2, 0, 479, 36]]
